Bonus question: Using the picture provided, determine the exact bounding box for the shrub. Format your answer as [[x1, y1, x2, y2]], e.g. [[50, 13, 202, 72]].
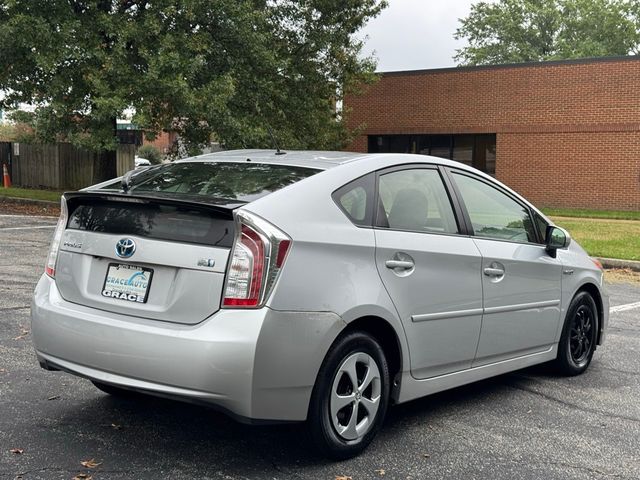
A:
[[136, 144, 163, 164]]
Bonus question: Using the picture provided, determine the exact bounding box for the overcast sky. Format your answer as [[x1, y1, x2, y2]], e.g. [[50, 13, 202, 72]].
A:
[[359, 0, 480, 72]]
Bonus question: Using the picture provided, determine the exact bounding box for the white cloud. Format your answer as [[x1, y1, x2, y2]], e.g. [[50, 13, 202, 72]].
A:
[[359, 0, 481, 72]]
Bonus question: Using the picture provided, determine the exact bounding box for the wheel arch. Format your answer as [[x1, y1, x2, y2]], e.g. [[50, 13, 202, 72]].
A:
[[575, 282, 605, 345], [338, 315, 404, 403]]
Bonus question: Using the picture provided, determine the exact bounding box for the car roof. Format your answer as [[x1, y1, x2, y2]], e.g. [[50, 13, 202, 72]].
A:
[[180, 149, 369, 170], [90, 149, 549, 221], [183, 150, 546, 218], [181, 149, 488, 174]]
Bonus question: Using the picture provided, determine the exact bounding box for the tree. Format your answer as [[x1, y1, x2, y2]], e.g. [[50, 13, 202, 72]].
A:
[[0, 0, 385, 164], [454, 0, 640, 66], [0, 117, 35, 143]]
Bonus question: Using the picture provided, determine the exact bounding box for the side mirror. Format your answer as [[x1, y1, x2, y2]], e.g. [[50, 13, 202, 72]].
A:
[[545, 225, 571, 258]]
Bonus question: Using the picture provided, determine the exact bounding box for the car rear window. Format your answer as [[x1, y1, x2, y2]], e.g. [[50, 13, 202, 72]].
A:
[[67, 200, 236, 247], [100, 162, 320, 202]]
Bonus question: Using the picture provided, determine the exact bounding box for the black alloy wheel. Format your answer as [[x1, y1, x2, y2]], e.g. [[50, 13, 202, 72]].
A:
[[554, 291, 599, 376]]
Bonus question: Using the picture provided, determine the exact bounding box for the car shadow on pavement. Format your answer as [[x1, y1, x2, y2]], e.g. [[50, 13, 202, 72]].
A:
[[42, 365, 555, 473], [26, 360, 568, 478]]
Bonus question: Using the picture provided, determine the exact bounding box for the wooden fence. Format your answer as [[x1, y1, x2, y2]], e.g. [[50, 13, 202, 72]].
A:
[[9, 143, 135, 190], [0, 142, 11, 166], [116, 144, 135, 176]]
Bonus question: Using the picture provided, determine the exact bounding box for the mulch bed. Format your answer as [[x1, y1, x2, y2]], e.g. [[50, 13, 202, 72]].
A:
[[0, 200, 60, 217]]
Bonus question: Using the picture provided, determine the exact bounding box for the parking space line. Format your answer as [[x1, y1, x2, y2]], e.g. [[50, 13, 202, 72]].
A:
[[0, 225, 56, 231], [610, 301, 640, 314]]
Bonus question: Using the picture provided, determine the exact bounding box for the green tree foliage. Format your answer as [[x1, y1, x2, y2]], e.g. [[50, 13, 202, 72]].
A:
[[454, 0, 640, 66], [0, 0, 386, 155]]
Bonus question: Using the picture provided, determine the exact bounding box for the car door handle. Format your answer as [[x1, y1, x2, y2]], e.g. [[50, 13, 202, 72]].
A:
[[385, 260, 414, 270], [483, 267, 505, 277]]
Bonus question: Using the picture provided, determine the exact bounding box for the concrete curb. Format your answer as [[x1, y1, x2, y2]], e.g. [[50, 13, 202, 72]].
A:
[[597, 257, 640, 273], [0, 195, 59, 206]]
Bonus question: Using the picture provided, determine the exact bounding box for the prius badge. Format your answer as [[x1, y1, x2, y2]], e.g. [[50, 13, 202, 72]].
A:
[[115, 238, 136, 258]]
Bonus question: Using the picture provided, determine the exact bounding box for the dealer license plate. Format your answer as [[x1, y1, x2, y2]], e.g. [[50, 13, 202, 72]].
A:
[[102, 263, 153, 303]]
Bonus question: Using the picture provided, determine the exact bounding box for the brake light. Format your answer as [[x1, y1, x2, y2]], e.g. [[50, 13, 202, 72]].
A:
[[222, 211, 291, 309], [223, 225, 265, 307], [45, 196, 68, 278], [591, 258, 604, 270]]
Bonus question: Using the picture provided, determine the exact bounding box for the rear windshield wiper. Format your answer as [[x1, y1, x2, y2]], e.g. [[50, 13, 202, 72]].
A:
[[121, 165, 165, 193]]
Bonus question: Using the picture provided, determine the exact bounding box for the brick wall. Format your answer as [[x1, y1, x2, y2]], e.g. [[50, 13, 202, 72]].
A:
[[498, 132, 639, 210], [345, 57, 640, 211], [143, 130, 178, 154]]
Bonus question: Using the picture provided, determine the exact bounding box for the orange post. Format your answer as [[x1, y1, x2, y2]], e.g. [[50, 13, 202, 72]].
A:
[[2, 163, 11, 188]]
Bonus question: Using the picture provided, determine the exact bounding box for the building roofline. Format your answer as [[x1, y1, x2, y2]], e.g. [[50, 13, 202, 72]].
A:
[[378, 54, 640, 77]]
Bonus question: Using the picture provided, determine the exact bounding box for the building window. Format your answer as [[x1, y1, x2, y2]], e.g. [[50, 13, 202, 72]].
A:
[[452, 135, 474, 167], [368, 134, 496, 175]]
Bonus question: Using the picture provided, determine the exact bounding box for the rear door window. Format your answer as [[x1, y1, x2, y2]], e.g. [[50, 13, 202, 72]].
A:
[[376, 168, 459, 234]]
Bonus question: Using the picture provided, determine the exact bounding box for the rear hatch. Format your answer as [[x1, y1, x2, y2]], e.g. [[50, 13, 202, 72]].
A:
[[53, 161, 319, 324], [56, 193, 236, 324]]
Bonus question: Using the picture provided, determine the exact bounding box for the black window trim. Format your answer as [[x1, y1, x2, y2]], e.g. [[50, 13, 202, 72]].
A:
[[443, 167, 546, 246], [372, 163, 469, 238], [531, 210, 550, 245]]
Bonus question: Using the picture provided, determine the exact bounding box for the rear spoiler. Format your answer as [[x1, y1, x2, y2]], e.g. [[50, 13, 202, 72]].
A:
[[63, 190, 246, 218]]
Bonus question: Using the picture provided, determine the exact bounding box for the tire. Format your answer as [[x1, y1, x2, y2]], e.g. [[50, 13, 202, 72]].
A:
[[308, 331, 390, 460], [554, 291, 599, 376], [92, 381, 142, 399]]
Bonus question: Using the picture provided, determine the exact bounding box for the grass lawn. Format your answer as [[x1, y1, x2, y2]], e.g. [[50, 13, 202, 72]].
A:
[[542, 208, 640, 221], [0, 187, 63, 202], [551, 217, 640, 261]]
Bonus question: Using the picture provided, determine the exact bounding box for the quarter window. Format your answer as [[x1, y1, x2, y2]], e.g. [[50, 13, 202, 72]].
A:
[[376, 169, 458, 234], [332, 174, 374, 226], [452, 172, 536, 243], [339, 186, 367, 222]]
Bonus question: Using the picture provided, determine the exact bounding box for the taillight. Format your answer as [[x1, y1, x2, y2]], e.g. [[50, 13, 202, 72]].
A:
[[45, 196, 68, 278], [590, 257, 604, 270], [222, 211, 291, 309], [223, 225, 265, 307]]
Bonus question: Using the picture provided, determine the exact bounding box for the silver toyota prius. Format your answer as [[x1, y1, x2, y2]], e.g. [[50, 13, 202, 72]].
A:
[[31, 149, 608, 458]]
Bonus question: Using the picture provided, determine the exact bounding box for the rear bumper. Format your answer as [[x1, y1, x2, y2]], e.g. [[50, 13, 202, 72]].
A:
[[31, 275, 344, 422]]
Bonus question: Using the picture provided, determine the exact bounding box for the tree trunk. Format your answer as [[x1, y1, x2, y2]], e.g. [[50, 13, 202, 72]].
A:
[[92, 117, 118, 183]]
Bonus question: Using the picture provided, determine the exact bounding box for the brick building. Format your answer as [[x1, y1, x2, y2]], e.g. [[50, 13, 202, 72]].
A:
[[345, 56, 640, 211], [143, 130, 179, 154]]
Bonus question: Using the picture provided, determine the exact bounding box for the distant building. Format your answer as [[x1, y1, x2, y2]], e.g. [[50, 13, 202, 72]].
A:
[[116, 120, 178, 154], [116, 121, 143, 146], [143, 130, 179, 154], [345, 56, 640, 211]]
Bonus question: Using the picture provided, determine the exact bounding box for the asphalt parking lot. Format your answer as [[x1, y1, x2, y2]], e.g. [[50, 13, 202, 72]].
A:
[[1, 213, 639, 480]]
